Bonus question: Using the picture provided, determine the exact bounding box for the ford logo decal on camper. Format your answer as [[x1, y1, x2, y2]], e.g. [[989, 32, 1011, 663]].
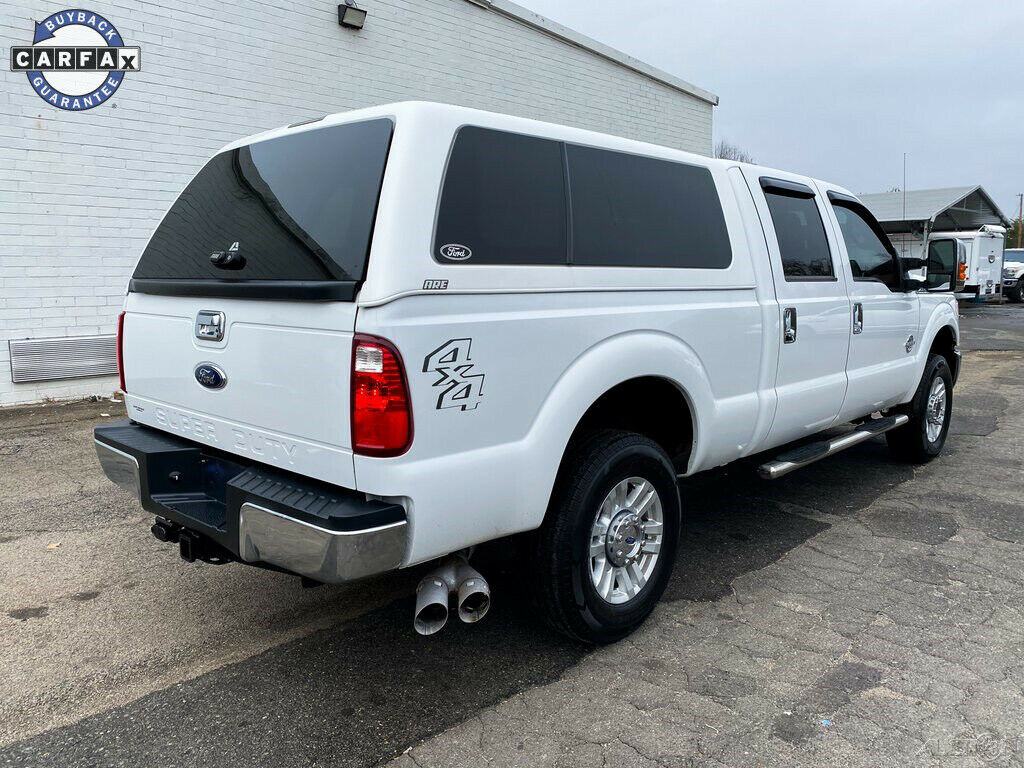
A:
[[194, 362, 227, 390], [439, 243, 472, 261]]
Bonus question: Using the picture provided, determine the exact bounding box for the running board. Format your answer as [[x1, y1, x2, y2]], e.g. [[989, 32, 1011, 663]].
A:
[[758, 415, 909, 480]]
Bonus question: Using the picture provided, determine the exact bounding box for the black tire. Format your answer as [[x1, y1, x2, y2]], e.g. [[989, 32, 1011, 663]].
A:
[[886, 354, 953, 463], [533, 430, 681, 644], [1009, 278, 1024, 303]]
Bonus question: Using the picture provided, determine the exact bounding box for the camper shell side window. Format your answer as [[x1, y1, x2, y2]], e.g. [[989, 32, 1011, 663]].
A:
[[433, 126, 732, 269]]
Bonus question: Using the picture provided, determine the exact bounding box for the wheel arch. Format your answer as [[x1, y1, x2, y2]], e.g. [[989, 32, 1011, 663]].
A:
[[929, 324, 959, 384], [901, 302, 960, 403], [566, 376, 696, 474], [521, 331, 715, 530]]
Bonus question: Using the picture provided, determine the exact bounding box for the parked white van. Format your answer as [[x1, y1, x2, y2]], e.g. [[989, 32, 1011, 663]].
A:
[[96, 103, 960, 643]]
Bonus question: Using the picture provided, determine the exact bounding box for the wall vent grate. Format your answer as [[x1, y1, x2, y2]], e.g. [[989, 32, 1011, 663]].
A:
[[9, 335, 117, 383]]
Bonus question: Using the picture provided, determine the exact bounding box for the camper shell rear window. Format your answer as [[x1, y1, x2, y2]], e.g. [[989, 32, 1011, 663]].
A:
[[131, 118, 393, 301]]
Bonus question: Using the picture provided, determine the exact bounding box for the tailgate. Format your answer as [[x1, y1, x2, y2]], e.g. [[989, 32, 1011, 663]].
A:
[[122, 293, 358, 488]]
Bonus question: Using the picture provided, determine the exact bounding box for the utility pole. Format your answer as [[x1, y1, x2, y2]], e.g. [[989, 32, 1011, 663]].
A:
[[902, 154, 908, 257], [1017, 193, 1023, 249]]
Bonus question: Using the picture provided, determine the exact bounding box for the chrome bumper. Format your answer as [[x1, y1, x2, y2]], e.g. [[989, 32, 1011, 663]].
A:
[[94, 439, 141, 497], [238, 503, 407, 583], [94, 423, 407, 584]]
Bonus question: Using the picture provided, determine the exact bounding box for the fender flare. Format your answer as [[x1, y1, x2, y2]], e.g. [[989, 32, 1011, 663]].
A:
[[516, 330, 715, 528]]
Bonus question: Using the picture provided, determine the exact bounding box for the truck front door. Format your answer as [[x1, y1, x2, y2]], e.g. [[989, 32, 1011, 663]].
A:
[[822, 190, 921, 420]]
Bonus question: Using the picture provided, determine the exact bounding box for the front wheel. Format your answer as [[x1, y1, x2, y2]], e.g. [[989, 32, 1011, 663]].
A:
[[533, 430, 681, 644], [1009, 277, 1024, 303], [886, 354, 953, 463]]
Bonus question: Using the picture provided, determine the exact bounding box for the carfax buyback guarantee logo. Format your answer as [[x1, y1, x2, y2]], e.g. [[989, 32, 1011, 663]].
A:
[[9, 9, 140, 111]]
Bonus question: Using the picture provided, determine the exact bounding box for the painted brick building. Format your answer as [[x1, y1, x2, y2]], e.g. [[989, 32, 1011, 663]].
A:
[[0, 0, 716, 405]]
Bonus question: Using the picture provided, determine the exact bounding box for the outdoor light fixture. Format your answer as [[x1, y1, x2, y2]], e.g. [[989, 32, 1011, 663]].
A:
[[338, 1, 367, 29]]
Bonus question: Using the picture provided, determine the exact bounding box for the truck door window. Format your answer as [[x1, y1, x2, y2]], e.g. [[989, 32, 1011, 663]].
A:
[[434, 127, 566, 265], [831, 203, 900, 291], [926, 239, 957, 291], [762, 188, 835, 280], [565, 144, 732, 268]]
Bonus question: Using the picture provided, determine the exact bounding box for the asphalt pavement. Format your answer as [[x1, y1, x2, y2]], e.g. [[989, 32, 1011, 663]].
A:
[[1, 302, 1022, 768]]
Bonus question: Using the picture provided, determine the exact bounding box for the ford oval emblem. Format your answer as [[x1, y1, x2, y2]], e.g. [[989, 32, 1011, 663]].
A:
[[439, 243, 472, 261], [194, 362, 227, 390]]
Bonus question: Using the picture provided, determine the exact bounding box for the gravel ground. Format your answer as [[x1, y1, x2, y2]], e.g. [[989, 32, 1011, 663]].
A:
[[0, 304, 1022, 768]]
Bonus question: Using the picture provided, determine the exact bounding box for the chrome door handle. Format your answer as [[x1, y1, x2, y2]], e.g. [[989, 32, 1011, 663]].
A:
[[853, 303, 864, 335], [783, 307, 797, 344]]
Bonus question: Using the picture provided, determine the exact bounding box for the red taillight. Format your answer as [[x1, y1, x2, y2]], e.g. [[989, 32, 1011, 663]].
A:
[[116, 311, 126, 392], [351, 334, 412, 457]]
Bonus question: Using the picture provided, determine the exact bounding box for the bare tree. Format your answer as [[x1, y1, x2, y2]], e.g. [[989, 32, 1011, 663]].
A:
[[714, 140, 755, 164]]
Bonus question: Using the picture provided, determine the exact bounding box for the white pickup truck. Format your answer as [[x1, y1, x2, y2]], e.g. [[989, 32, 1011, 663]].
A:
[[95, 102, 960, 644], [1003, 248, 1024, 302]]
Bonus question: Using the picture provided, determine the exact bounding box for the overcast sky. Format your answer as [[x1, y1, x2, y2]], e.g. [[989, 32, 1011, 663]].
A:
[[517, 0, 1024, 220]]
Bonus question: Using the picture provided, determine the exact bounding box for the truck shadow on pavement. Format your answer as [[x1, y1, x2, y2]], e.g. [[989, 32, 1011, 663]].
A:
[[0, 438, 915, 768]]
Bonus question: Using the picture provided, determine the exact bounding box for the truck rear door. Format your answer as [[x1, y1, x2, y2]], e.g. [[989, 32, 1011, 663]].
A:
[[975, 234, 1003, 297], [742, 170, 851, 446]]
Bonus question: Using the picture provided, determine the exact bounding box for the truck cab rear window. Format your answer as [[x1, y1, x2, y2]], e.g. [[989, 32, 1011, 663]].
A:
[[133, 118, 393, 284], [434, 128, 731, 269]]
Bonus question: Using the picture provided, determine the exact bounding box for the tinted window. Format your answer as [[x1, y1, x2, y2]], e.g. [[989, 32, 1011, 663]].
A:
[[833, 204, 900, 290], [927, 239, 958, 291], [566, 145, 731, 268], [434, 127, 566, 265], [764, 192, 834, 279], [134, 119, 393, 282]]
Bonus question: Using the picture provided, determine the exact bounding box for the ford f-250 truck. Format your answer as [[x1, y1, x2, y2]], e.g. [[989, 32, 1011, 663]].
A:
[[95, 102, 960, 644]]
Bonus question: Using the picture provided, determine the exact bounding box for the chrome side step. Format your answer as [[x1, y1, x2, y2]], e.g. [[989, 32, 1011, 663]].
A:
[[758, 414, 909, 480]]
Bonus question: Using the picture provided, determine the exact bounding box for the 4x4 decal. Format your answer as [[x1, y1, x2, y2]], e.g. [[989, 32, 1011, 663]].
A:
[[423, 338, 485, 411]]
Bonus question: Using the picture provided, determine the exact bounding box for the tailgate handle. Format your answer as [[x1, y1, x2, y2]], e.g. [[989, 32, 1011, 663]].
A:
[[195, 310, 225, 342]]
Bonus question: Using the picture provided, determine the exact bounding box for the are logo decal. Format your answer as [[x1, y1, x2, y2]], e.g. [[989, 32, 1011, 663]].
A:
[[194, 362, 227, 390], [439, 243, 472, 261], [423, 339, 485, 411], [10, 9, 141, 111]]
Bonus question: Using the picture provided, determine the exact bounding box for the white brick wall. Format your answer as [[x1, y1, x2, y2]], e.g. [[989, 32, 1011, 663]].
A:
[[0, 0, 714, 405]]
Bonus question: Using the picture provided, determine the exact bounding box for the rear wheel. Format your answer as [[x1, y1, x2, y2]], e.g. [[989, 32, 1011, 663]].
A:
[[886, 354, 953, 463], [534, 430, 680, 644]]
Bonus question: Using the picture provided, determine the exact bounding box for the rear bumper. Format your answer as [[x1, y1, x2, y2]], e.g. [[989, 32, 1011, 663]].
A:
[[94, 420, 407, 583]]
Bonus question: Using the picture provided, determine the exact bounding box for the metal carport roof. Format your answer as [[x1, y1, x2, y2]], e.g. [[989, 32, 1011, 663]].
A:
[[859, 186, 1010, 234]]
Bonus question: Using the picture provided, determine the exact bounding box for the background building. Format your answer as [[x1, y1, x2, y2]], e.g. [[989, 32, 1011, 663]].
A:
[[860, 186, 1010, 245], [0, 0, 716, 405]]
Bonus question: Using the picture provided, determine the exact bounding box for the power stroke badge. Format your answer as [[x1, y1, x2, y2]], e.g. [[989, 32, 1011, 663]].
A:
[[10, 9, 140, 111]]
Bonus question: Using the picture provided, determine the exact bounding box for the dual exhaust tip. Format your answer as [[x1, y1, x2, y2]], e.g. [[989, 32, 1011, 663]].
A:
[[414, 556, 491, 636]]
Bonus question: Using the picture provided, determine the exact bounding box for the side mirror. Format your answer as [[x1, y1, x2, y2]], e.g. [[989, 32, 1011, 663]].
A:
[[900, 257, 928, 292]]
